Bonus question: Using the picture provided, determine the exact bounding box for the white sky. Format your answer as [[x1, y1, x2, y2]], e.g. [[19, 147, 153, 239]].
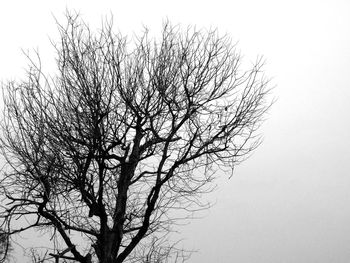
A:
[[1, 0, 350, 262]]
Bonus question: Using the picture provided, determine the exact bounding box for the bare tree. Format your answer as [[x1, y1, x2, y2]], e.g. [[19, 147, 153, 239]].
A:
[[0, 13, 272, 263]]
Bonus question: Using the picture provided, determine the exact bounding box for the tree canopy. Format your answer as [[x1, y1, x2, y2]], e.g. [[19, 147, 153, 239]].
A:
[[0, 13, 271, 263]]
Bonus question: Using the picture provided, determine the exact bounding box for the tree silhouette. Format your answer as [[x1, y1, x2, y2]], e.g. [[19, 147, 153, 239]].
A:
[[0, 13, 272, 263]]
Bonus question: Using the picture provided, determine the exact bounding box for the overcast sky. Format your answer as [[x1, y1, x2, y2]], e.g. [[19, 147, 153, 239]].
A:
[[1, 0, 350, 262]]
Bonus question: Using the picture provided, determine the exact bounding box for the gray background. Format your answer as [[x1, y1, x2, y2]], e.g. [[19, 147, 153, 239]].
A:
[[0, 0, 349, 262]]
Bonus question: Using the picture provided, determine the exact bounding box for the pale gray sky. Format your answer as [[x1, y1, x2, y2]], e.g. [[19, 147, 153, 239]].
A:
[[1, 1, 350, 262]]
